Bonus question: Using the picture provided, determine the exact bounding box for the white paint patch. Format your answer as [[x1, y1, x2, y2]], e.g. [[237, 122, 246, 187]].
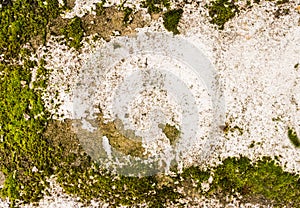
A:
[[81, 119, 97, 132], [102, 136, 112, 160]]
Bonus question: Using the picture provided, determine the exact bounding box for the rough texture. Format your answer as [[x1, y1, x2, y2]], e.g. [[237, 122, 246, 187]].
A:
[[1, 0, 300, 207]]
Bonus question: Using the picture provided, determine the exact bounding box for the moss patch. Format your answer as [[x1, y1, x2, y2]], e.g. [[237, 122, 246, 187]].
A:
[[0, 1, 72, 205], [210, 156, 300, 206], [288, 127, 300, 147], [60, 16, 85, 50], [0, 59, 53, 205], [207, 0, 239, 29], [47, 125, 181, 207], [0, 0, 63, 58], [163, 9, 183, 35], [44, 121, 300, 208]]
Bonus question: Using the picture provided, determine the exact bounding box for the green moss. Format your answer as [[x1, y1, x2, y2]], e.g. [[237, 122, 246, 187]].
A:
[[0, 0, 63, 59], [47, 123, 300, 208], [56, 156, 182, 206], [211, 156, 252, 195], [141, 0, 170, 14], [210, 156, 300, 206], [181, 166, 211, 192], [163, 9, 183, 35], [0, 59, 56, 205], [61, 16, 84, 49], [0, 2, 74, 205], [1, 173, 20, 202], [207, 0, 239, 29], [288, 127, 300, 147]]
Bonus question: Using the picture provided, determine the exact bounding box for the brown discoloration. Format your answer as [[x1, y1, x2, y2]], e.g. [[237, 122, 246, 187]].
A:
[[159, 123, 180, 145], [43, 119, 82, 158], [155, 173, 174, 189], [29, 33, 45, 51], [47, 16, 69, 37], [65, 0, 76, 9], [81, 8, 149, 41], [29, 16, 68, 50], [30, 6, 149, 50], [151, 13, 161, 20], [44, 119, 78, 147], [97, 110, 146, 158]]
